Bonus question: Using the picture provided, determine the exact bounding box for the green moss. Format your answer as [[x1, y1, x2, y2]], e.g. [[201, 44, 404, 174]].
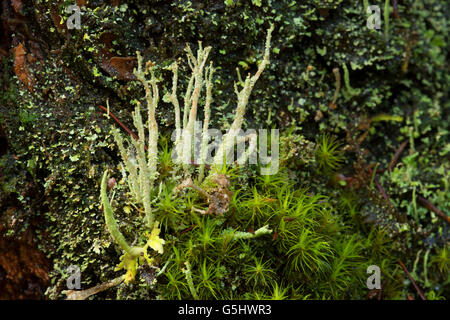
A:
[[0, 0, 448, 300]]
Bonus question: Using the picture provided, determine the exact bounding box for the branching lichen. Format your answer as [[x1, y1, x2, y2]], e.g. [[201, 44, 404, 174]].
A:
[[101, 170, 163, 283], [101, 25, 273, 284], [211, 24, 274, 171]]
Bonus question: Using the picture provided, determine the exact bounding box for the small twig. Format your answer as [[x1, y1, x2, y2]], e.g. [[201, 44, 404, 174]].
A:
[[176, 177, 210, 200], [40, 139, 51, 158], [179, 224, 198, 235], [329, 67, 341, 110], [389, 140, 408, 171], [398, 259, 426, 300], [392, 0, 400, 19], [98, 105, 148, 151], [64, 275, 125, 300], [190, 159, 211, 170], [368, 166, 390, 201], [192, 207, 208, 215], [374, 177, 389, 201], [378, 280, 387, 300], [417, 196, 450, 225]]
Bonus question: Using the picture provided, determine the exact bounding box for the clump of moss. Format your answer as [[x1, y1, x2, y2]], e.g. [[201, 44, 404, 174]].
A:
[[0, 0, 448, 300]]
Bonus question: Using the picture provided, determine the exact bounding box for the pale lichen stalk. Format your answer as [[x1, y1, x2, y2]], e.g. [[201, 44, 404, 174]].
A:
[[198, 62, 214, 182], [211, 24, 274, 169]]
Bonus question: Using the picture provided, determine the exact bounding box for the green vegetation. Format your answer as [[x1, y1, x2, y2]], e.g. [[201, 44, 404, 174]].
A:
[[0, 0, 448, 300]]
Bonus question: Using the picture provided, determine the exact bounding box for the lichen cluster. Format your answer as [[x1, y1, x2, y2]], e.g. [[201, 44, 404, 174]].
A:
[[0, 0, 448, 300]]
